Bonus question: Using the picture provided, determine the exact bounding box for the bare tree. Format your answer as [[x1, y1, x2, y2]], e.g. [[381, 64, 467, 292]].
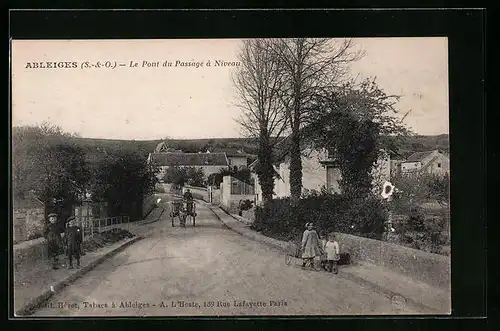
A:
[[270, 38, 364, 201], [233, 39, 288, 206]]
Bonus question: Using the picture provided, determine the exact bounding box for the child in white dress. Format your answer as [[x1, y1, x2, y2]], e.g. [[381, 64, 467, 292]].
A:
[[323, 233, 340, 274]]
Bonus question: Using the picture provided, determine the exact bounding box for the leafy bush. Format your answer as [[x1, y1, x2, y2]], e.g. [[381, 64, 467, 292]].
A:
[[394, 206, 449, 255], [89, 149, 157, 221], [239, 199, 254, 211], [163, 166, 188, 187], [185, 167, 207, 187], [251, 191, 387, 241], [163, 166, 206, 188], [12, 123, 90, 230], [391, 172, 450, 210], [389, 172, 450, 255]]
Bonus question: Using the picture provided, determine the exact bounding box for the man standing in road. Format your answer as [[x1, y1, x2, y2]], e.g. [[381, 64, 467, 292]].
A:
[[44, 213, 62, 269]]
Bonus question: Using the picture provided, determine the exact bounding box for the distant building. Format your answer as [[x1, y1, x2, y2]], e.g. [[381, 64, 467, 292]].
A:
[[400, 150, 449, 176], [390, 159, 403, 178], [148, 142, 255, 181], [153, 141, 183, 153], [148, 151, 230, 180], [206, 148, 253, 170]]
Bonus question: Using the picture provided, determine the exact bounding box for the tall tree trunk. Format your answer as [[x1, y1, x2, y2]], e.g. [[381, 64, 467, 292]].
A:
[[258, 130, 275, 207], [289, 47, 303, 202], [289, 121, 302, 201]]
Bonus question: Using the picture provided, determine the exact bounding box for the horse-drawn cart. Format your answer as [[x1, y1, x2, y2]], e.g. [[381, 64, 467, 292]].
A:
[[170, 199, 197, 227]]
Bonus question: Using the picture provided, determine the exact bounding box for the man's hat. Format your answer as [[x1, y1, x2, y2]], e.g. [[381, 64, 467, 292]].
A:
[[67, 216, 76, 222], [48, 213, 57, 218]]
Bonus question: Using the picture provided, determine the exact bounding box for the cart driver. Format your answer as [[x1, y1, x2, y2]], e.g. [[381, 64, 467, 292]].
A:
[[183, 188, 193, 201], [183, 188, 194, 215]]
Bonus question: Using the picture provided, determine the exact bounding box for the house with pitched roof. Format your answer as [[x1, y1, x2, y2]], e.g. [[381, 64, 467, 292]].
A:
[[249, 137, 393, 204], [206, 148, 253, 170], [147, 142, 231, 181], [153, 141, 183, 154], [400, 149, 449, 176]]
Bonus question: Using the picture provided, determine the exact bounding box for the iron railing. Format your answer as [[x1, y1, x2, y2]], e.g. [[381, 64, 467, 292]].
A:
[[74, 215, 131, 241]]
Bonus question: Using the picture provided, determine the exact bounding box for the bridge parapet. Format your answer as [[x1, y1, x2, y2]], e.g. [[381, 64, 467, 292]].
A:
[[336, 232, 450, 290]]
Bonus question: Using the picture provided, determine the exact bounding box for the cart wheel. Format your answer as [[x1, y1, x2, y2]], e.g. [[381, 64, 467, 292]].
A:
[[333, 266, 338, 275], [285, 254, 292, 265], [171, 216, 175, 227]]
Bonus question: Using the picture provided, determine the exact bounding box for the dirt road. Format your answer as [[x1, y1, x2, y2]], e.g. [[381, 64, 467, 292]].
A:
[[32, 194, 418, 316]]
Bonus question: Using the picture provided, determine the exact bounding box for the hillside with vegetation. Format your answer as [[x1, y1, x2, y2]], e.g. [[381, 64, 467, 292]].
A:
[[69, 137, 260, 156], [396, 134, 449, 159], [52, 134, 448, 161]]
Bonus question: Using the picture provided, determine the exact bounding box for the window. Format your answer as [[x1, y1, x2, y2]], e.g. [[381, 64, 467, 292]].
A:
[[437, 163, 441, 168]]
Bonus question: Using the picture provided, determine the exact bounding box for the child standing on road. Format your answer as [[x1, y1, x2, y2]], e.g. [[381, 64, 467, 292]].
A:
[[323, 233, 340, 274], [301, 222, 324, 268], [64, 216, 83, 269], [44, 213, 62, 269]]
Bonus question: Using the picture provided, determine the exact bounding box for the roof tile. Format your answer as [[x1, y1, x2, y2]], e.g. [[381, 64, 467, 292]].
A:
[[405, 150, 436, 162]]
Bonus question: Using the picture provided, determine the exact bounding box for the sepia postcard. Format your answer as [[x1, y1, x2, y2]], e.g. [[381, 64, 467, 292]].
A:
[[11, 38, 451, 317]]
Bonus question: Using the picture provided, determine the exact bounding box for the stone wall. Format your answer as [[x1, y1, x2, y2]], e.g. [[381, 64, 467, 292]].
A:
[[13, 207, 45, 244], [336, 232, 451, 290], [143, 194, 159, 218]]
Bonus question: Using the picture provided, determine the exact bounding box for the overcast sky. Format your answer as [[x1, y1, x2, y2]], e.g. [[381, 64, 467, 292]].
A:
[[12, 38, 448, 140]]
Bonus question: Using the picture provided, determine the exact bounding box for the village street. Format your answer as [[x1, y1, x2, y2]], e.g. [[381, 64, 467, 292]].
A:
[[31, 193, 419, 316]]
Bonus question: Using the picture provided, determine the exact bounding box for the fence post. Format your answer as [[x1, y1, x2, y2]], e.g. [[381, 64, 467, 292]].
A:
[[81, 218, 85, 242]]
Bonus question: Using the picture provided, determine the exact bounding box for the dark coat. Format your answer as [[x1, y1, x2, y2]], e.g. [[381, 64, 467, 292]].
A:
[[44, 223, 62, 257], [64, 225, 83, 253], [183, 191, 193, 200]]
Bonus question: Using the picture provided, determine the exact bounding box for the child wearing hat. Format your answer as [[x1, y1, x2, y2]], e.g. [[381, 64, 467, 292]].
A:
[[44, 213, 62, 269], [64, 216, 83, 269]]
